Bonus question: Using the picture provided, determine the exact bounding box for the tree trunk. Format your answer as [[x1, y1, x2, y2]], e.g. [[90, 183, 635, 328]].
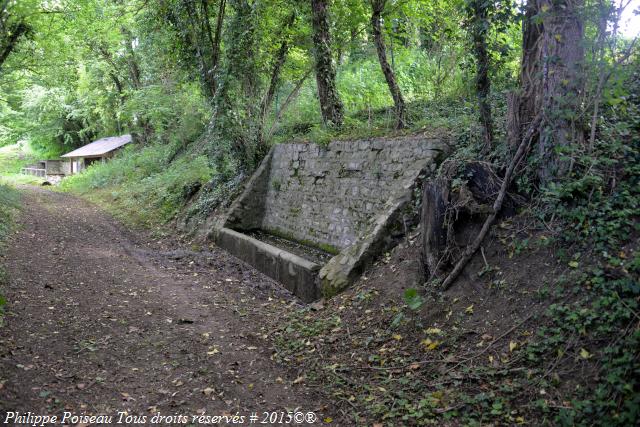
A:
[[121, 28, 153, 144], [184, 0, 216, 100], [519, 0, 585, 183], [121, 28, 142, 90], [370, 0, 407, 129], [518, 0, 543, 134], [201, 0, 225, 99], [310, 0, 344, 127], [506, 91, 521, 149], [421, 161, 522, 285], [258, 12, 295, 146], [421, 177, 450, 278], [0, 22, 28, 72], [468, 0, 493, 150], [538, 0, 585, 182], [210, 0, 225, 81]]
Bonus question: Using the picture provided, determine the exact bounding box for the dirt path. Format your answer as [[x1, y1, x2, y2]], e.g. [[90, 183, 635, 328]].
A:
[[0, 187, 330, 425]]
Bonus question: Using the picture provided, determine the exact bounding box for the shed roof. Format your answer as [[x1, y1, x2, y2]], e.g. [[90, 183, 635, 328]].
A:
[[61, 134, 132, 158]]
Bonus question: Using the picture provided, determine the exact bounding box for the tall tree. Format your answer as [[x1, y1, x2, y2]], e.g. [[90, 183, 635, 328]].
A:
[[181, 0, 225, 101], [206, 0, 261, 165], [370, 0, 407, 129], [517, 0, 585, 182], [466, 0, 493, 150], [0, 22, 28, 72], [121, 27, 154, 143], [258, 11, 296, 145], [310, 0, 344, 127], [0, 1, 34, 73]]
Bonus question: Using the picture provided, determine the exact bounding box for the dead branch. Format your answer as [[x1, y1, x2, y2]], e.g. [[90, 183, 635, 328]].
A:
[[439, 114, 541, 291]]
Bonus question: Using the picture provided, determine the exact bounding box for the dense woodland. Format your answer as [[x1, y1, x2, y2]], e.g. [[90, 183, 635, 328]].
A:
[[1, 0, 639, 425]]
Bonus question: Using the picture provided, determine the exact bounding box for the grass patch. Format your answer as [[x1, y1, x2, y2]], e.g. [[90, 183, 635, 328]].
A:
[[0, 184, 19, 242], [271, 96, 475, 148], [0, 143, 45, 185], [60, 142, 213, 229], [0, 183, 19, 325]]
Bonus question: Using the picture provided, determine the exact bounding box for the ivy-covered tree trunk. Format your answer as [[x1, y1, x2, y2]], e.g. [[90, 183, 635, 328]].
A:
[[310, 0, 344, 127], [537, 0, 584, 182], [518, 0, 543, 137], [179, 0, 226, 102], [468, 0, 493, 150], [209, 0, 225, 88], [371, 0, 407, 129], [518, 0, 585, 183], [207, 0, 261, 167]]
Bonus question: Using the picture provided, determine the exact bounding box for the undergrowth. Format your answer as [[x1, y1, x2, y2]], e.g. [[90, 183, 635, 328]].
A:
[[271, 134, 639, 425], [0, 184, 19, 325], [519, 72, 640, 425], [60, 143, 212, 228], [0, 143, 44, 185], [270, 56, 640, 427]]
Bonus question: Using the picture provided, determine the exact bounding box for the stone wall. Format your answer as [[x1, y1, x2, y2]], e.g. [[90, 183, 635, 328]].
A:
[[259, 136, 443, 251], [217, 135, 448, 301], [45, 160, 70, 175]]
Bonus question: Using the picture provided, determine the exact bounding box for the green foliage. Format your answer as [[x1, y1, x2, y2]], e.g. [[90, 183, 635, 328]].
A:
[[523, 267, 639, 426], [60, 144, 212, 227], [539, 62, 640, 254], [403, 288, 425, 311], [0, 183, 19, 326], [518, 55, 640, 426], [0, 183, 19, 244], [0, 143, 38, 174], [274, 46, 470, 135], [123, 81, 212, 146], [0, 0, 211, 157]]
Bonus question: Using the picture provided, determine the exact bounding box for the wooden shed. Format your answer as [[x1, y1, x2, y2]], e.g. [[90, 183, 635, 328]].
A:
[[61, 134, 132, 174]]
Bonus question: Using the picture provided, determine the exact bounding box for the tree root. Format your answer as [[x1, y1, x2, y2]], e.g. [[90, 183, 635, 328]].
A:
[[439, 115, 541, 291]]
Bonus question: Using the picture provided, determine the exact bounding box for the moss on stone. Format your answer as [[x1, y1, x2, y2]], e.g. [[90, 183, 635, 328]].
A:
[[263, 227, 340, 255]]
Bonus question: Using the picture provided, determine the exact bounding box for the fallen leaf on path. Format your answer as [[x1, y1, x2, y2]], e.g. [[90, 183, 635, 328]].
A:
[[421, 338, 441, 351]]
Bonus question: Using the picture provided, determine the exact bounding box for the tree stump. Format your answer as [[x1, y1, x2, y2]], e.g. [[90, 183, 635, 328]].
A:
[[421, 161, 518, 280], [421, 177, 450, 278]]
